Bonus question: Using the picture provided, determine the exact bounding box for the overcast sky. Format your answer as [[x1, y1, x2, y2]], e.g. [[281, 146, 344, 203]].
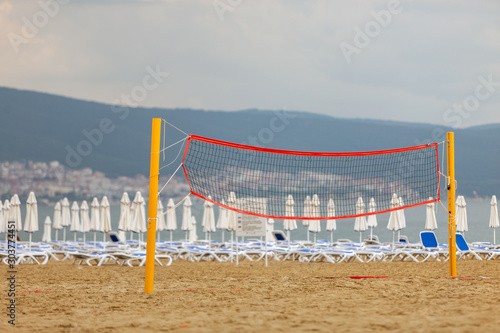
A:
[[1, 0, 499, 127]]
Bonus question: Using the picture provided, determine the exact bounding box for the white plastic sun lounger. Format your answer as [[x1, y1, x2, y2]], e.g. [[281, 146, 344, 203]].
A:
[[71, 252, 116, 266], [310, 249, 357, 263], [420, 231, 449, 261], [123, 253, 173, 267], [455, 234, 483, 260], [1, 249, 50, 265]]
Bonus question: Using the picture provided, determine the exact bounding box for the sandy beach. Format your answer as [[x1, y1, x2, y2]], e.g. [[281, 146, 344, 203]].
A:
[[2, 259, 500, 332]]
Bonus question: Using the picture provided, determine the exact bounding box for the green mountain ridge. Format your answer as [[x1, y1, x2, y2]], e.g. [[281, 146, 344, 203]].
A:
[[1, 86, 499, 196]]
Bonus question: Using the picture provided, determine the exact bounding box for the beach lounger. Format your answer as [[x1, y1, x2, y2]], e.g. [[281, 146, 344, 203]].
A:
[[29, 243, 61, 261], [156, 246, 182, 260], [393, 236, 421, 249], [469, 245, 500, 260], [470, 242, 500, 250], [365, 235, 380, 242], [455, 234, 483, 260], [271, 247, 293, 261], [233, 242, 275, 262], [124, 253, 173, 267], [71, 252, 116, 266], [272, 231, 287, 242], [405, 248, 438, 262], [178, 246, 223, 262], [310, 248, 357, 263], [283, 248, 318, 262], [109, 251, 172, 267], [353, 249, 385, 262], [420, 231, 449, 261], [206, 248, 233, 262], [0, 249, 8, 263], [334, 239, 356, 245], [239, 250, 267, 262], [398, 235, 409, 243], [2, 249, 50, 265], [108, 231, 128, 245], [376, 248, 416, 262], [364, 235, 382, 246], [332, 246, 373, 263]]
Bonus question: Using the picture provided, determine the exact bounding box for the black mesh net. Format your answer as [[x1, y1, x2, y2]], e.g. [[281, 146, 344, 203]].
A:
[[182, 135, 440, 220]]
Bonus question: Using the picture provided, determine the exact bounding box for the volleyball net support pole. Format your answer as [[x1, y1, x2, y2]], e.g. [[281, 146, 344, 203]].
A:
[[145, 118, 162, 294], [447, 132, 457, 277]]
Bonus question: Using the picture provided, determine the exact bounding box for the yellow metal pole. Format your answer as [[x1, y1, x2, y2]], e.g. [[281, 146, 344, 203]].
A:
[[447, 132, 457, 277], [145, 118, 162, 293]]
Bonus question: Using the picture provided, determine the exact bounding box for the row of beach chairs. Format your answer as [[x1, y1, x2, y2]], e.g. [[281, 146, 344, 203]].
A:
[[2, 231, 500, 266]]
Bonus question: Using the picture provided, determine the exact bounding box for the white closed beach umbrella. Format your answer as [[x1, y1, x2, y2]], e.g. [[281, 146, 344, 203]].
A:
[[61, 197, 71, 242], [489, 195, 500, 244], [129, 192, 141, 236], [303, 195, 312, 241], [80, 200, 90, 245], [326, 198, 337, 244], [70, 201, 80, 242], [42, 216, 52, 243], [387, 194, 401, 248], [284, 195, 297, 231], [181, 196, 193, 241], [118, 192, 131, 238], [308, 194, 321, 245], [3, 200, 10, 231], [90, 197, 100, 245], [10, 194, 22, 232], [156, 199, 167, 242], [129, 199, 135, 237], [24, 192, 38, 232], [165, 198, 177, 243], [216, 199, 228, 243], [425, 198, 438, 231], [2, 200, 9, 243], [189, 215, 198, 242], [0, 201, 4, 235], [52, 202, 62, 241], [202, 196, 215, 231], [24, 192, 38, 250], [284, 195, 297, 246], [131, 192, 146, 243], [8, 195, 21, 248], [267, 218, 275, 242], [226, 192, 237, 232], [303, 195, 311, 226], [100, 196, 112, 242], [354, 197, 368, 243], [456, 195, 468, 234], [202, 196, 216, 247], [366, 198, 377, 238]]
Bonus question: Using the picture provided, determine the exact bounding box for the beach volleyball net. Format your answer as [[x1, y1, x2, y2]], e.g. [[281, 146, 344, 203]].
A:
[[146, 118, 448, 292], [180, 135, 440, 220]]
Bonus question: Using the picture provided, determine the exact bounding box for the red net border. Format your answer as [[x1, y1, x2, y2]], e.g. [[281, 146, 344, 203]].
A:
[[182, 134, 441, 220]]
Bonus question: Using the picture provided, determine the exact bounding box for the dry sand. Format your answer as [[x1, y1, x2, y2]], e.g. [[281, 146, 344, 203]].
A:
[[2, 259, 500, 332]]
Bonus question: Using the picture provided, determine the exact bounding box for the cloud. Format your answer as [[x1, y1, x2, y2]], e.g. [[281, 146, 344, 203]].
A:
[[0, 0, 499, 127]]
